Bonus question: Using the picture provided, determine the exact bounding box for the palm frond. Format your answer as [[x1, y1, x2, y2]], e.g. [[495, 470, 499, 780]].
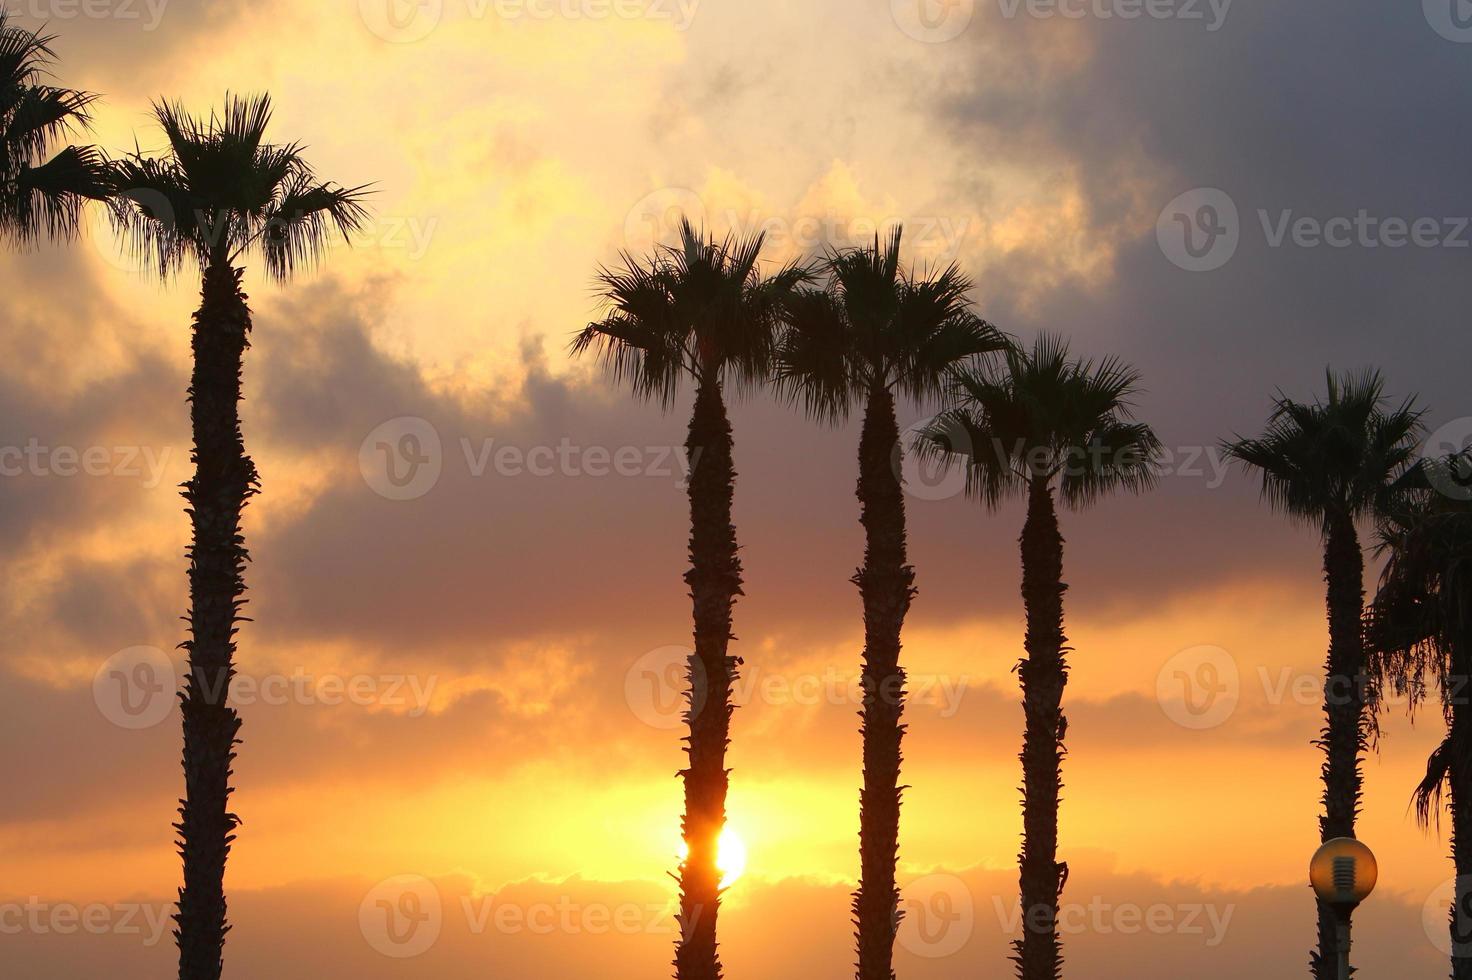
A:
[[1224, 368, 1424, 529], [771, 286, 857, 424], [775, 225, 1003, 419], [1413, 737, 1452, 829], [110, 92, 371, 278], [4, 142, 108, 244], [926, 334, 1159, 510], [913, 402, 1028, 509], [573, 254, 688, 407], [261, 171, 373, 279], [0, 13, 102, 243], [106, 154, 201, 278], [2, 84, 95, 165], [573, 215, 805, 406]]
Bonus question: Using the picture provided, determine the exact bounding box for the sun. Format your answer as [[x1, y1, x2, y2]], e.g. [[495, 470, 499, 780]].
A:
[[678, 828, 749, 889], [716, 829, 748, 888]]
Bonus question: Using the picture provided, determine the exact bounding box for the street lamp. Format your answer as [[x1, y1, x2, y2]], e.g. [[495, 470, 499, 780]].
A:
[[1310, 838, 1378, 980]]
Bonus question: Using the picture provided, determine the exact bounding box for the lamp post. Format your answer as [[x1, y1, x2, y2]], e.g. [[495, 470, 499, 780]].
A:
[[1309, 838, 1378, 980]]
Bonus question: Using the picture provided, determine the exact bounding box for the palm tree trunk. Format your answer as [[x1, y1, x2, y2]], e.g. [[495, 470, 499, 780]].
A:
[[852, 386, 916, 980], [1015, 477, 1067, 980], [1451, 694, 1472, 980], [674, 378, 742, 980], [175, 257, 256, 980], [1313, 513, 1366, 980]]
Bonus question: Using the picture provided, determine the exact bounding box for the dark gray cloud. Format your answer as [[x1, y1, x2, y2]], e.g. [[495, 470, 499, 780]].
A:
[[894, 0, 1472, 611], [934, 1, 1472, 423]]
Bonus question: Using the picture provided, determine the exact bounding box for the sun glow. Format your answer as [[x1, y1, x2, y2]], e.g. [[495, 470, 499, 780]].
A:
[[717, 829, 748, 888], [679, 829, 749, 889]]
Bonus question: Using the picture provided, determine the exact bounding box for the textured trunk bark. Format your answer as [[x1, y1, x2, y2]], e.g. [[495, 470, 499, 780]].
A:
[[176, 257, 255, 980], [674, 378, 742, 980], [852, 387, 915, 980], [1015, 477, 1067, 980], [1449, 637, 1472, 980], [1313, 514, 1366, 980]]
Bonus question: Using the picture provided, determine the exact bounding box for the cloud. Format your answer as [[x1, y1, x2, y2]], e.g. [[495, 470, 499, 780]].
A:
[[3, 3, 1468, 976], [0, 860, 1453, 979]]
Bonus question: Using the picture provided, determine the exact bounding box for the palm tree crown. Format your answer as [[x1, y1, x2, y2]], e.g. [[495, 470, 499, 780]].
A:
[[109, 93, 370, 278], [919, 333, 1162, 507], [1223, 369, 1423, 528], [574, 218, 809, 403], [774, 227, 1006, 418], [0, 11, 109, 244]]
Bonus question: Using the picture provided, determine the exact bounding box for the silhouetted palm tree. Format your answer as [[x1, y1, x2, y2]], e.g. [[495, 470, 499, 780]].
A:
[[773, 228, 1006, 980], [573, 218, 806, 980], [919, 335, 1160, 980], [1223, 369, 1422, 980], [0, 11, 109, 244], [1368, 450, 1472, 980], [108, 94, 369, 980]]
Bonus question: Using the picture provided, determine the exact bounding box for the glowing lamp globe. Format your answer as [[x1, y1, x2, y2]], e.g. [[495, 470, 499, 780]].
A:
[[1310, 838, 1377, 909]]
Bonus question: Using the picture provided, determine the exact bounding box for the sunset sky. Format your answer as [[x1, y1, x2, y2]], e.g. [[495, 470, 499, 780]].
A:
[[4, 0, 1472, 976]]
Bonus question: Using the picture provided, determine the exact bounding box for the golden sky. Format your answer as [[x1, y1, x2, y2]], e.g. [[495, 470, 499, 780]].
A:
[[3, 1, 1471, 977]]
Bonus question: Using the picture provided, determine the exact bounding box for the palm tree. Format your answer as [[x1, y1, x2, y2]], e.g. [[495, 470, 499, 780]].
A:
[[773, 228, 1006, 980], [1368, 451, 1472, 979], [918, 335, 1160, 980], [1223, 369, 1422, 980], [0, 11, 110, 245], [108, 94, 370, 980], [573, 218, 806, 980]]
